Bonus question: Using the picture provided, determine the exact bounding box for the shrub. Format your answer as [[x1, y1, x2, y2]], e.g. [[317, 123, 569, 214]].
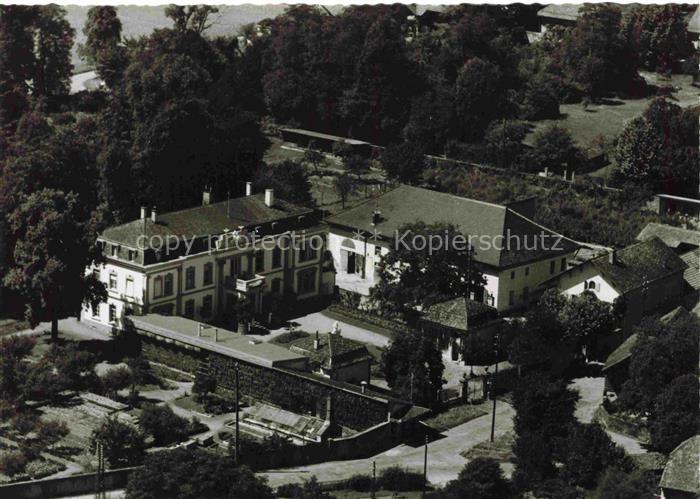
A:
[[100, 366, 132, 398], [378, 466, 425, 492], [90, 418, 145, 468], [271, 330, 310, 345], [0, 451, 28, 477], [139, 404, 190, 446], [343, 473, 373, 492]]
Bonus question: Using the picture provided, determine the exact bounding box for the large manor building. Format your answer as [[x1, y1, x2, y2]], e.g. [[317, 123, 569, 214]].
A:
[[82, 185, 335, 329]]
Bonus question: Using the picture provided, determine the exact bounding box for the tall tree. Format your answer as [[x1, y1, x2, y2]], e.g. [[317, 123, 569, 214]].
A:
[[3, 190, 105, 341], [33, 5, 74, 98], [342, 13, 422, 143], [648, 374, 699, 453], [614, 98, 699, 195], [370, 221, 486, 321], [380, 141, 426, 185], [253, 160, 315, 207], [443, 457, 511, 499], [381, 328, 444, 407], [80, 6, 126, 88], [454, 57, 505, 142], [165, 5, 219, 34], [511, 372, 579, 491], [622, 5, 692, 73], [0, 6, 37, 132]]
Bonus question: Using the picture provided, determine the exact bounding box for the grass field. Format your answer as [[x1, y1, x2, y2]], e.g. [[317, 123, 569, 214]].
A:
[[422, 402, 489, 433], [523, 72, 699, 161]]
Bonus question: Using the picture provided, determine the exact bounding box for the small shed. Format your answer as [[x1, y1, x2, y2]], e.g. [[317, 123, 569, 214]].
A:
[[420, 297, 501, 362]]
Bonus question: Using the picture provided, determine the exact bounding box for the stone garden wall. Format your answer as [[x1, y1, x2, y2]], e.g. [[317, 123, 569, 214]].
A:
[[140, 337, 391, 431]]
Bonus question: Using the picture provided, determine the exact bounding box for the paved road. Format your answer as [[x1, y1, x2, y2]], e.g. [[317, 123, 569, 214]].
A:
[[571, 376, 647, 455], [262, 402, 515, 489], [250, 311, 391, 348]]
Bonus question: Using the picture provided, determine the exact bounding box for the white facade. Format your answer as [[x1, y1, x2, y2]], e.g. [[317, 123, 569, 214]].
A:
[[328, 229, 575, 312], [558, 265, 620, 304], [83, 227, 334, 329]]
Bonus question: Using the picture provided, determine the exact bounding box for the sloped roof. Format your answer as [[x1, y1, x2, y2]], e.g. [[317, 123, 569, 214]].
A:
[[660, 435, 700, 494], [591, 237, 688, 295], [421, 297, 498, 331], [326, 185, 577, 268], [538, 4, 582, 21], [289, 333, 373, 370], [538, 3, 640, 22], [603, 305, 691, 371], [603, 333, 638, 371], [681, 249, 700, 291], [101, 194, 313, 248], [636, 222, 700, 250]]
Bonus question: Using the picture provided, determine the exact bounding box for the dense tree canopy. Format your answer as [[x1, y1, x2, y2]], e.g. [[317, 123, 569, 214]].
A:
[[126, 448, 274, 499], [370, 221, 486, 321], [381, 328, 445, 408], [614, 98, 699, 196]]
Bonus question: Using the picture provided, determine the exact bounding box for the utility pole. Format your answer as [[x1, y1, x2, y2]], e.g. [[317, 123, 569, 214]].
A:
[[94, 440, 105, 499], [422, 433, 429, 499], [490, 331, 500, 442], [371, 461, 376, 499], [234, 361, 240, 465]]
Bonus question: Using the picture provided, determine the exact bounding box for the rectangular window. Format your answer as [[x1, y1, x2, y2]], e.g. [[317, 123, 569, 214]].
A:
[[203, 263, 213, 285], [560, 258, 567, 272], [299, 244, 317, 262], [109, 273, 117, 290], [128, 250, 135, 262], [510, 271, 516, 280], [201, 295, 213, 317], [255, 251, 265, 273], [125, 277, 134, 297], [374, 245, 382, 256], [108, 304, 117, 323], [91, 303, 100, 318], [111, 245, 119, 258], [272, 247, 282, 269], [525, 267, 530, 276], [184, 299, 195, 319], [550, 261, 556, 274], [154, 276, 163, 298], [185, 267, 195, 290], [508, 290, 515, 306], [230, 256, 241, 276], [298, 268, 317, 294], [164, 274, 173, 296]]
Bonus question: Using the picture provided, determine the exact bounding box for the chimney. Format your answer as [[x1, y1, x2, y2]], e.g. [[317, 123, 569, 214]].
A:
[[314, 330, 320, 350], [265, 189, 274, 207], [202, 188, 212, 206], [372, 209, 382, 226], [246, 182, 253, 196], [608, 248, 617, 265], [140, 206, 147, 220], [151, 206, 157, 223], [214, 328, 219, 342], [325, 395, 333, 423], [360, 381, 367, 394]]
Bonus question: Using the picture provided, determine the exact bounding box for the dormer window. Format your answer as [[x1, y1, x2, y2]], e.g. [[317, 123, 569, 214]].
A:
[[111, 245, 119, 258], [128, 250, 135, 262]]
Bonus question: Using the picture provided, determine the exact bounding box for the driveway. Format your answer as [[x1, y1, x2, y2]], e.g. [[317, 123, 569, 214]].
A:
[[571, 376, 647, 455], [250, 311, 391, 348], [261, 402, 515, 489]]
